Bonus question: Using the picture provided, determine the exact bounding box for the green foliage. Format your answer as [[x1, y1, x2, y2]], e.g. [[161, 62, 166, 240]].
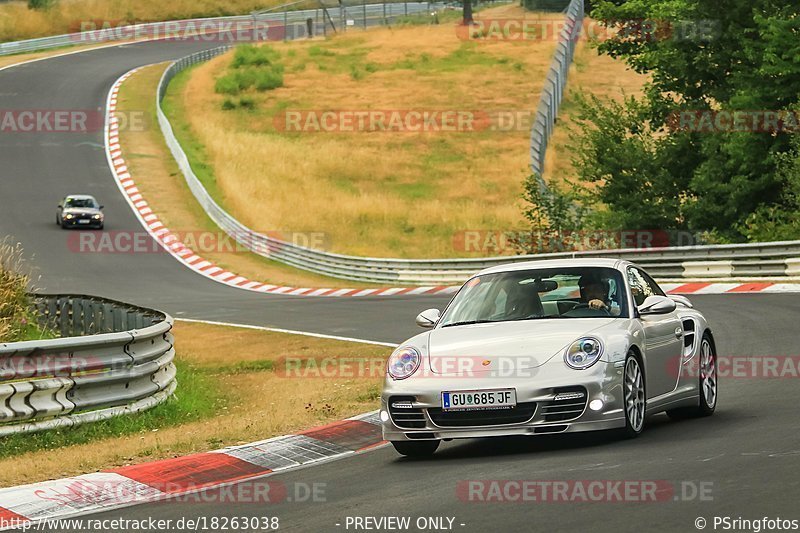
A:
[[0, 242, 45, 343], [349, 65, 365, 81], [214, 44, 284, 98], [568, 92, 696, 232], [514, 174, 589, 254], [238, 95, 256, 109], [231, 44, 281, 68], [27, 0, 55, 10], [0, 360, 220, 458], [737, 133, 800, 242], [565, 0, 800, 242]]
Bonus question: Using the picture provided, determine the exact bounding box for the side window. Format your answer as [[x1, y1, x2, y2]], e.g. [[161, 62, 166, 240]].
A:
[[639, 270, 666, 297], [627, 267, 659, 306]]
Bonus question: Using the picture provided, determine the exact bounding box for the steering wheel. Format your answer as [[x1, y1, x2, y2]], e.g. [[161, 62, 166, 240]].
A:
[[567, 303, 611, 316]]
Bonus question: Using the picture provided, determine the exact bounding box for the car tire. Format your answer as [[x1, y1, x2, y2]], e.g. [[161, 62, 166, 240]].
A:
[[619, 350, 646, 439], [391, 440, 440, 457], [667, 332, 717, 420]]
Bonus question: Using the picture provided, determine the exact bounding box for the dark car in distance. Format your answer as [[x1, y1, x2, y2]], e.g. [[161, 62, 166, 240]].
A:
[[57, 195, 104, 229]]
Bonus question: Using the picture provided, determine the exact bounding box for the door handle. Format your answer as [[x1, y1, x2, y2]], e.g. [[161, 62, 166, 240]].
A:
[[675, 327, 683, 339]]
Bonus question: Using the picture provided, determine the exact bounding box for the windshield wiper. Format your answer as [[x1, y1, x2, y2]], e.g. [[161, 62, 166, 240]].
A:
[[441, 319, 498, 328]]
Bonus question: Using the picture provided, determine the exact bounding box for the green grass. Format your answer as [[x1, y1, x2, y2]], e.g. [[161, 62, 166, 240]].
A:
[[162, 67, 222, 199], [0, 360, 222, 460], [215, 45, 285, 98]]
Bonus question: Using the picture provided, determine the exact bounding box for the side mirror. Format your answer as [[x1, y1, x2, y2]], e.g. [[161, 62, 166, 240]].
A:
[[99, 205, 104, 209], [669, 295, 693, 308], [638, 295, 677, 316], [415, 308, 441, 328]]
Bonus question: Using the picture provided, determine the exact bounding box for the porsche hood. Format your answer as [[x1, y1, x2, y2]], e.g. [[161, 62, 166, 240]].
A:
[[426, 319, 616, 376]]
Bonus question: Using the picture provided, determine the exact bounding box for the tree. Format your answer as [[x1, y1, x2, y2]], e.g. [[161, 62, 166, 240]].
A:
[[566, 0, 800, 241], [462, 0, 474, 25]]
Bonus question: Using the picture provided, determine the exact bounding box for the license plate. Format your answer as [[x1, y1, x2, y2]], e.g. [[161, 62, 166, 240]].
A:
[[442, 389, 516, 411], [78, 219, 91, 224]]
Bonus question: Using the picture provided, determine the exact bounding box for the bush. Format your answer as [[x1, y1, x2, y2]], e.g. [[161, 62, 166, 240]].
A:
[[349, 65, 364, 81], [254, 69, 283, 91], [308, 45, 335, 57], [215, 45, 284, 96], [27, 0, 55, 10], [215, 74, 242, 95], [238, 96, 256, 109], [0, 242, 34, 343], [231, 44, 281, 68], [221, 98, 236, 110]]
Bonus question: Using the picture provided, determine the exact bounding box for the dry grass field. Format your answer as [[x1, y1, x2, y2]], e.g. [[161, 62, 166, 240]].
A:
[[117, 63, 377, 288], [0, 0, 284, 42], [542, 33, 648, 187], [171, 5, 558, 258], [169, 6, 648, 258], [0, 321, 389, 487]]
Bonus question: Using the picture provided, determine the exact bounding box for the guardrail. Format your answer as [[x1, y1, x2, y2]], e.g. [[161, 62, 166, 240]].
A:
[[155, 45, 800, 284], [529, 0, 583, 181], [0, 295, 175, 436], [0, 1, 443, 56]]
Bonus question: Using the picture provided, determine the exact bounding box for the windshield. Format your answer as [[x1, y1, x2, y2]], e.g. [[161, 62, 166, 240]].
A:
[[64, 197, 97, 208], [439, 267, 630, 327]]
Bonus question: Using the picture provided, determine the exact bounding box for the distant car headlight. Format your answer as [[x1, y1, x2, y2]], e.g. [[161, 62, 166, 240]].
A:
[[64, 214, 74, 219], [92, 214, 102, 220], [387, 346, 421, 380], [564, 337, 603, 369]]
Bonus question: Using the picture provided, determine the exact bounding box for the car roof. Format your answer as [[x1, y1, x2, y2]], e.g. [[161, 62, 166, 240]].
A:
[[475, 257, 630, 277], [64, 195, 98, 202]]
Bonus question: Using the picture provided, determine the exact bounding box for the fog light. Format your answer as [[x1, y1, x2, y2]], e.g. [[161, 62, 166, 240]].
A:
[[589, 399, 604, 411], [380, 410, 390, 422]]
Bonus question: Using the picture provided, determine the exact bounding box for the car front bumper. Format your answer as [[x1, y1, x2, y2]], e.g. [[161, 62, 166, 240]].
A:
[[62, 218, 102, 228], [381, 359, 626, 441]]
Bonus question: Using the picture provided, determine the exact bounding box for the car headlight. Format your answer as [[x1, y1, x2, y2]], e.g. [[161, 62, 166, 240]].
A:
[[387, 346, 421, 380], [92, 214, 102, 220], [64, 214, 74, 219], [564, 337, 603, 369]]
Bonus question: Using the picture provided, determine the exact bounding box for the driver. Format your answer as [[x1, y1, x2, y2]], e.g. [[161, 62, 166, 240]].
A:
[[578, 273, 621, 316]]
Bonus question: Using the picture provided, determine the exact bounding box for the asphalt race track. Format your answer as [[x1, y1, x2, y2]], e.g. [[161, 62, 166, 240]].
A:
[[0, 38, 446, 344], [3, 40, 800, 532]]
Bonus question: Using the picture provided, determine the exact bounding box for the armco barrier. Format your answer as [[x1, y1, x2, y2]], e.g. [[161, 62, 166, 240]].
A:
[[149, 3, 800, 285], [529, 0, 583, 182], [155, 52, 800, 284], [0, 295, 174, 436], [0, 1, 442, 56]]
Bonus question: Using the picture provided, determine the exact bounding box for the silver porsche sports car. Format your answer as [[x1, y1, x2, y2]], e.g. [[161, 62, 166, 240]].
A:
[[381, 258, 718, 457]]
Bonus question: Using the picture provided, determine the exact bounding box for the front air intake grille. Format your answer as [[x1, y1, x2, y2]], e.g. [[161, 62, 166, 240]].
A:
[[540, 387, 588, 422], [388, 396, 426, 429], [427, 402, 537, 427]]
